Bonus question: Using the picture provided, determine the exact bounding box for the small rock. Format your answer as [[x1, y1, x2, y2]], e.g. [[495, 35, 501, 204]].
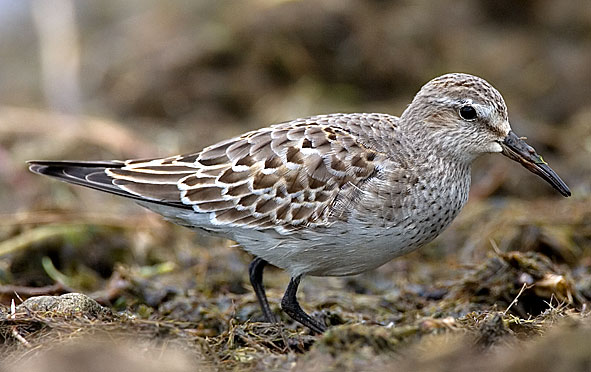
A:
[[17, 293, 112, 319]]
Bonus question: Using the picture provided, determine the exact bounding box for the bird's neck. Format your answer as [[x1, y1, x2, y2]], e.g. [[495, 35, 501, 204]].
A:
[[397, 122, 478, 166]]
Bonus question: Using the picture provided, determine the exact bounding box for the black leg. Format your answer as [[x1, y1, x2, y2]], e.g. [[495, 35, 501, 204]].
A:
[[248, 257, 276, 323], [281, 276, 327, 334]]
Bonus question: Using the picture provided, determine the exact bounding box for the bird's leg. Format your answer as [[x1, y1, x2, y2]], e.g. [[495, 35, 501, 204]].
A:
[[281, 276, 327, 334], [248, 257, 276, 323]]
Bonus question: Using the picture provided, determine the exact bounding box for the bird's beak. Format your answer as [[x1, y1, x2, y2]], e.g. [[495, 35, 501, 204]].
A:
[[500, 131, 571, 197]]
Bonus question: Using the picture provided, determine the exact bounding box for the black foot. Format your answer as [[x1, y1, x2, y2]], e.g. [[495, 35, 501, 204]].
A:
[[281, 276, 327, 334], [248, 257, 276, 323]]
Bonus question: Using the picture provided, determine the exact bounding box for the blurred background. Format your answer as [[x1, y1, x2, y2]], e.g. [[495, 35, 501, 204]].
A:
[[0, 0, 590, 369], [1, 0, 589, 214]]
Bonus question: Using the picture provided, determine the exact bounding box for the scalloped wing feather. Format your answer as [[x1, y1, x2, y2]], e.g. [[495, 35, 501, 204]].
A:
[[105, 115, 394, 231]]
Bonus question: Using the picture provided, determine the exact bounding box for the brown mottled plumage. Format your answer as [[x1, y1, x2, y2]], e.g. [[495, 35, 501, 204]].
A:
[[28, 73, 570, 334]]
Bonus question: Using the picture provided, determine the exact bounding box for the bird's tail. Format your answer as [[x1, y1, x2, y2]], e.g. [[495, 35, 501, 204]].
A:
[[28, 160, 188, 209]]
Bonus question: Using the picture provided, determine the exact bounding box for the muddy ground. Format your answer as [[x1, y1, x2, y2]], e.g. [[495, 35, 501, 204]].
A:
[[1, 1, 590, 371]]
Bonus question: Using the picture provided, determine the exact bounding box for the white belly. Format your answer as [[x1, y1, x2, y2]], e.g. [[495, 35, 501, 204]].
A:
[[230, 214, 453, 277]]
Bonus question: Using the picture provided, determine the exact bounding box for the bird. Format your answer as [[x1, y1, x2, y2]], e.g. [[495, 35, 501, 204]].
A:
[[28, 73, 571, 334]]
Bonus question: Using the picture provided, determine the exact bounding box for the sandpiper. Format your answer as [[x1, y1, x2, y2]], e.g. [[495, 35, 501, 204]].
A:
[[29, 73, 571, 334]]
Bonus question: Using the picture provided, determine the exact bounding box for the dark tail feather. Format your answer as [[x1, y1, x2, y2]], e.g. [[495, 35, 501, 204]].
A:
[[28, 160, 189, 209], [28, 160, 128, 196]]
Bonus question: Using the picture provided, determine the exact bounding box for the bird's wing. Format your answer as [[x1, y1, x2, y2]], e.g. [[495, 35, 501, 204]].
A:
[[29, 115, 395, 231]]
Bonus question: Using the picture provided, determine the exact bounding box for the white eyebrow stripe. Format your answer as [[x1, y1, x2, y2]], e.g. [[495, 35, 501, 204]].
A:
[[433, 97, 473, 107]]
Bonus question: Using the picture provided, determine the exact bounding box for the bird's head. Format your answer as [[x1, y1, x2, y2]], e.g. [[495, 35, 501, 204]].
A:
[[401, 73, 570, 197]]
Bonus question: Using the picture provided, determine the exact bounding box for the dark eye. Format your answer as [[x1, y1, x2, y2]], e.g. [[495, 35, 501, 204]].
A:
[[459, 105, 477, 121]]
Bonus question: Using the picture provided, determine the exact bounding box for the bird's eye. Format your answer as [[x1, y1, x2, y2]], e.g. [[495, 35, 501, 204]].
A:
[[459, 105, 477, 121]]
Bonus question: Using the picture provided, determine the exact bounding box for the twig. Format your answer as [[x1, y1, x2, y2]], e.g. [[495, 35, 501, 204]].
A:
[[504, 282, 532, 316], [489, 238, 502, 255], [11, 326, 32, 348], [10, 299, 16, 319]]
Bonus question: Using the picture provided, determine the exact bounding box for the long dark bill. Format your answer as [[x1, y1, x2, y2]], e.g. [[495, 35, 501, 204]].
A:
[[500, 131, 571, 197]]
